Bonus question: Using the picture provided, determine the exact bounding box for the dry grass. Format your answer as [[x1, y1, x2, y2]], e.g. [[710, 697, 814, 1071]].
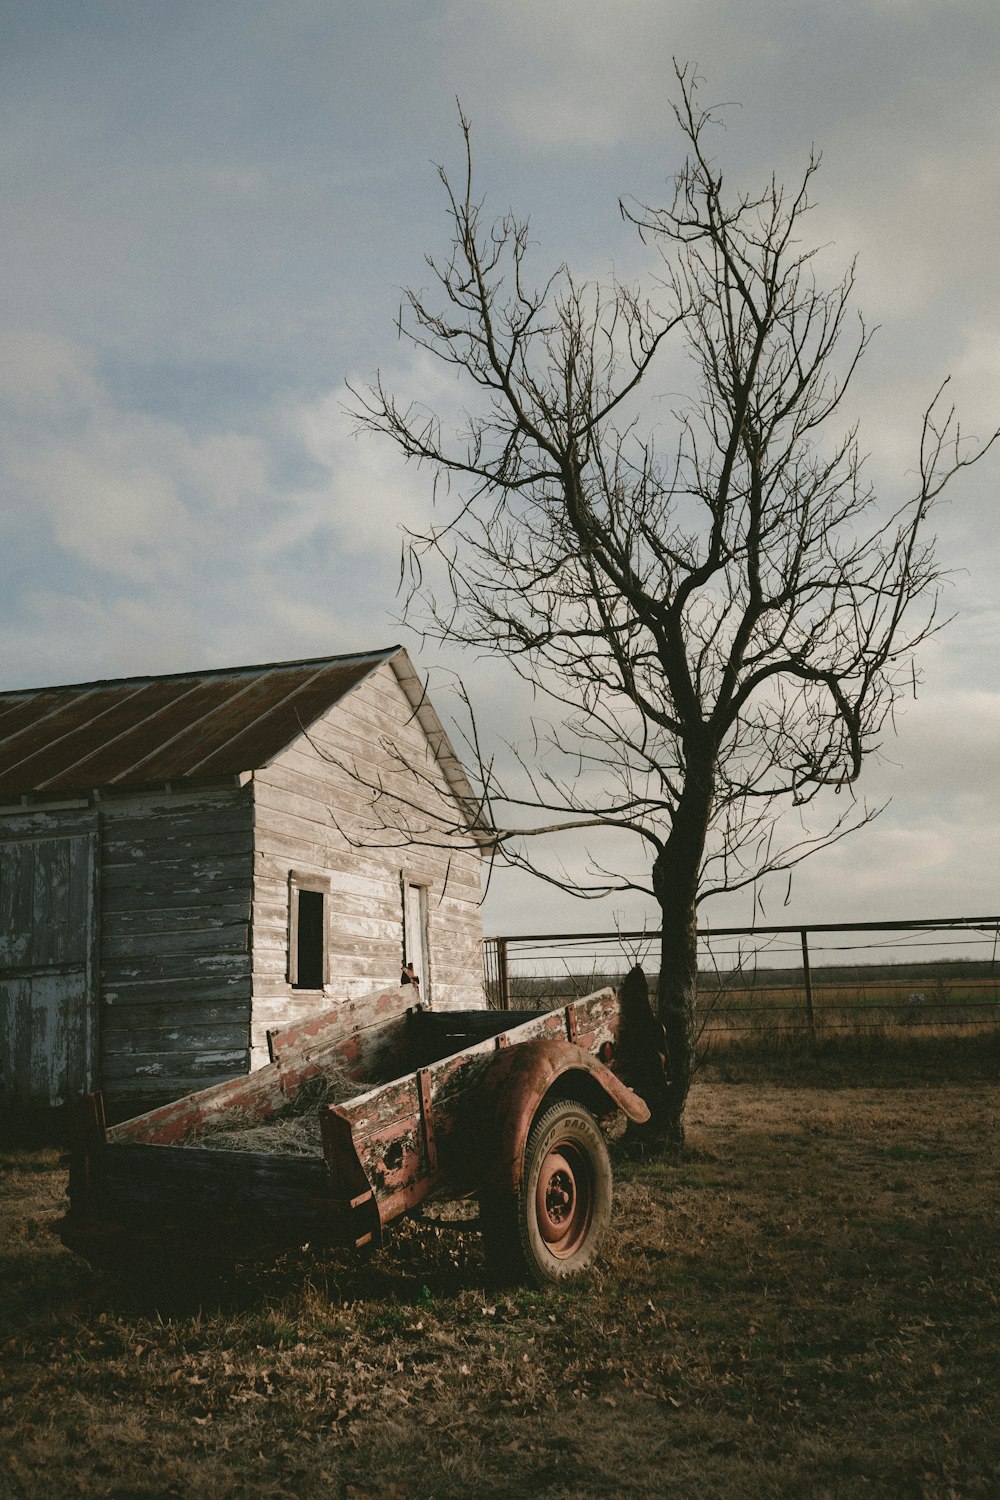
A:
[[2, 1040, 998, 1499], [177, 1072, 357, 1157], [697, 1020, 1000, 1087]]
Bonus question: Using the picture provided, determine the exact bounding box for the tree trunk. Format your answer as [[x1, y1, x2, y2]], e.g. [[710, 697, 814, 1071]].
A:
[[651, 767, 714, 1147]]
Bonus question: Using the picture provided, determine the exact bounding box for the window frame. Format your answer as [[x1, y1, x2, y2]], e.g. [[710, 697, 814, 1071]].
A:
[[400, 872, 431, 1001], [288, 870, 332, 990]]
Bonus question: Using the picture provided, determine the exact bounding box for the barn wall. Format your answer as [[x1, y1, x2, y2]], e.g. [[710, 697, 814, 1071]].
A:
[[98, 784, 254, 1110], [0, 805, 99, 1112], [251, 662, 484, 1064]]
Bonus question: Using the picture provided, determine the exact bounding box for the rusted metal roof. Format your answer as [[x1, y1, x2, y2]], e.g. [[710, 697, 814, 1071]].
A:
[[0, 649, 399, 798]]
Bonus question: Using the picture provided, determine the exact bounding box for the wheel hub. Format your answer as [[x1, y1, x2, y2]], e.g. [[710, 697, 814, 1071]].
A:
[[535, 1146, 591, 1255]]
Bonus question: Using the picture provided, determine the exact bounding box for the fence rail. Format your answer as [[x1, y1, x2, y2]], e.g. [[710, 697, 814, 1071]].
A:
[[482, 915, 1000, 1040]]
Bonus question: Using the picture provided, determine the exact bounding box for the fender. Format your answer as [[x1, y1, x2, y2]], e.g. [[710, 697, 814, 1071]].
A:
[[478, 1036, 650, 1198]]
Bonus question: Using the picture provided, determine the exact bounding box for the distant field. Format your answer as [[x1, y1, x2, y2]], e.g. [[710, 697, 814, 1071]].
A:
[[505, 959, 1000, 1041]]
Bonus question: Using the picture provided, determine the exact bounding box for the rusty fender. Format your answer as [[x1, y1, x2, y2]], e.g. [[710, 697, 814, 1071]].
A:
[[477, 1037, 649, 1198]]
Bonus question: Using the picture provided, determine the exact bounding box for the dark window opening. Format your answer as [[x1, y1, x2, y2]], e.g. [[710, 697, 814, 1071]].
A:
[[294, 888, 326, 990]]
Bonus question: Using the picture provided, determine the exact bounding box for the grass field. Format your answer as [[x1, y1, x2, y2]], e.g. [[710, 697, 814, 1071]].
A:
[[2, 1032, 998, 1499]]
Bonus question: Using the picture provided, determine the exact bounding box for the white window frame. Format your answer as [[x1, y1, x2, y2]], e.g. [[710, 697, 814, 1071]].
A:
[[401, 874, 431, 1002]]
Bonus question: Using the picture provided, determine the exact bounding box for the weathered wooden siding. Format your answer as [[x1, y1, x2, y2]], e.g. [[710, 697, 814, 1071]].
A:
[[251, 661, 484, 1062], [98, 785, 253, 1109], [0, 807, 99, 1108]]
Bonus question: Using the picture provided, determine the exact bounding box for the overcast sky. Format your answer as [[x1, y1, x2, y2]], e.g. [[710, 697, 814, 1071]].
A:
[[2, 1, 998, 937]]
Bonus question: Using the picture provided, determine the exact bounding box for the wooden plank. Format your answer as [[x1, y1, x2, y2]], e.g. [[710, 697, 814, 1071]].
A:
[[265, 986, 414, 1067], [102, 998, 250, 1031], [250, 822, 345, 866], [101, 1048, 248, 1081], [102, 922, 249, 960], [254, 780, 473, 864], [102, 950, 250, 983], [101, 829, 253, 867], [68, 834, 92, 950], [32, 837, 70, 965], [254, 765, 444, 828], [249, 964, 396, 1001], [253, 848, 394, 888], [252, 923, 402, 957], [105, 1060, 285, 1139], [256, 959, 395, 1000], [101, 903, 250, 936], [103, 1076, 252, 1105], [100, 800, 251, 837], [102, 869, 252, 907], [103, 884, 251, 918], [101, 860, 250, 898], [5, 967, 90, 1106], [0, 809, 95, 836], [101, 972, 252, 1007], [254, 766, 376, 822], [102, 1020, 250, 1055], [297, 694, 418, 749], [250, 994, 343, 1030], [0, 977, 30, 1098], [0, 831, 97, 1105]]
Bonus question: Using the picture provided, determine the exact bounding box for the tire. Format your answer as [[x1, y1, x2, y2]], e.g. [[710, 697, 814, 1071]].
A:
[[481, 1100, 613, 1286]]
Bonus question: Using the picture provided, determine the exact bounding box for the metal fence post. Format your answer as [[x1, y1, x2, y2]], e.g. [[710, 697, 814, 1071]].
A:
[[801, 928, 816, 1038], [497, 938, 510, 1011]]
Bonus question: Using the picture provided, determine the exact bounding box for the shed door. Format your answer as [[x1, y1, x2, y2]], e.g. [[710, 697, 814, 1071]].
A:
[[0, 833, 98, 1108]]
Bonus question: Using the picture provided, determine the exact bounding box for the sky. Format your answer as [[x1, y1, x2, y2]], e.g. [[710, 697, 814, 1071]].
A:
[[2, 0, 999, 938]]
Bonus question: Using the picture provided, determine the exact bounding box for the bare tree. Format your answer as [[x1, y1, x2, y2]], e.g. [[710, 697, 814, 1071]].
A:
[[348, 66, 998, 1143]]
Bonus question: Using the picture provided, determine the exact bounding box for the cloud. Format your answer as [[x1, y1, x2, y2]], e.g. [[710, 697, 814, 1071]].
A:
[[295, 385, 434, 562], [0, 332, 273, 583], [0, 332, 415, 685]]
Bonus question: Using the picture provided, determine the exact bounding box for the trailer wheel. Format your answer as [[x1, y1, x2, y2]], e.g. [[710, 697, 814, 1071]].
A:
[[482, 1100, 612, 1286]]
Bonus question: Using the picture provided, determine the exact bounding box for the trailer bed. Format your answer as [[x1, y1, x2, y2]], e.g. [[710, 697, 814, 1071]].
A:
[[61, 983, 646, 1281]]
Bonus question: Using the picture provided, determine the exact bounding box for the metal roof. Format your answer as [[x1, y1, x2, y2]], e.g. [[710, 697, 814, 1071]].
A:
[[0, 649, 400, 798]]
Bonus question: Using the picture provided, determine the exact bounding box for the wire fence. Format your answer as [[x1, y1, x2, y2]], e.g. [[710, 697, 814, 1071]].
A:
[[482, 915, 1000, 1041]]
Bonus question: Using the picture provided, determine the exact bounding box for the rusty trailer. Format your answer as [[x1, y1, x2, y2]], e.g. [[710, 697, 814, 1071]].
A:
[[60, 983, 648, 1285]]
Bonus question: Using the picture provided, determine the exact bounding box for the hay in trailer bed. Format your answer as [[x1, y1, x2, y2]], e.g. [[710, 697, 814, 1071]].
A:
[[179, 1067, 357, 1157]]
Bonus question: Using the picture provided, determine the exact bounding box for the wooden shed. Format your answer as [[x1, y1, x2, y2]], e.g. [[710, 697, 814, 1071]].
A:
[[0, 648, 485, 1120]]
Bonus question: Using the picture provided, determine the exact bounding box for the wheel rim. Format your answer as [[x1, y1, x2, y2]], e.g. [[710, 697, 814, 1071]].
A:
[[534, 1142, 594, 1258]]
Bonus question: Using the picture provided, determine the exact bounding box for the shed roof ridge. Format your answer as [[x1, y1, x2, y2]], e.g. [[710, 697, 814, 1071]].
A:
[[0, 645, 402, 700], [0, 647, 410, 796]]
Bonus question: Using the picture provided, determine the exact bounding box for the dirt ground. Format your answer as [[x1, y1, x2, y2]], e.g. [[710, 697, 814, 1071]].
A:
[[1, 1059, 997, 1498]]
